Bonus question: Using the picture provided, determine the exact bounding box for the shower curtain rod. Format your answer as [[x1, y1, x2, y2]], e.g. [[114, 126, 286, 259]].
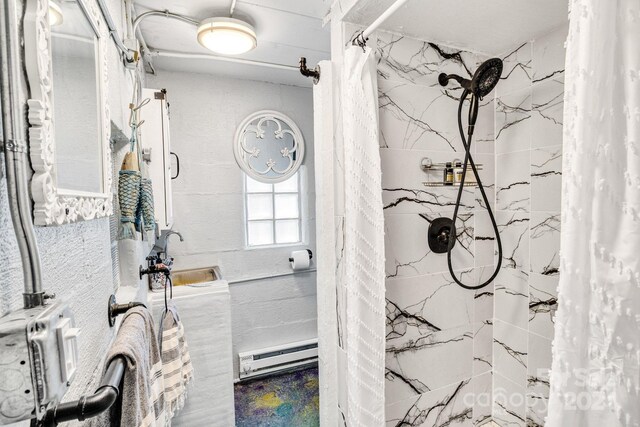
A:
[[353, 0, 410, 46], [150, 49, 299, 71]]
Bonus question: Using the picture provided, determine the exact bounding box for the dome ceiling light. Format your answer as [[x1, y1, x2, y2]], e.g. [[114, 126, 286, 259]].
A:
[[196, 17, 257, 55]]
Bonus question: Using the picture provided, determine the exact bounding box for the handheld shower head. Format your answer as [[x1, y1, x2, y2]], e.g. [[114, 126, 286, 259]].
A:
[[470, 58, 503, 98], [430, 57, 505, 291], [438, 58, 503, 99]]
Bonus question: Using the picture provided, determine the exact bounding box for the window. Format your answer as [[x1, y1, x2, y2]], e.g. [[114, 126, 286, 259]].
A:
[[245, 172, 302, 247]]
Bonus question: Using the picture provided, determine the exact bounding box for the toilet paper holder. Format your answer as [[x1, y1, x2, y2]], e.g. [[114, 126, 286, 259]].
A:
[[289, 249, 313, 263]]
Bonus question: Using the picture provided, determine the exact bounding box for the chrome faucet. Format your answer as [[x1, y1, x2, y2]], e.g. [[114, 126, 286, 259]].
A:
[[165, 230, 184, 242], [151, 229, 184, 258]]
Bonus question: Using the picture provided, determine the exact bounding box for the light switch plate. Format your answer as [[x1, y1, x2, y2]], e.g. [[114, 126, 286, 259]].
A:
[[55, 318, 79, 384]]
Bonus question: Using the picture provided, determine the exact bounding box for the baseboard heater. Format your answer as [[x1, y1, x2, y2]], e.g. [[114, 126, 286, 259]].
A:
[[238, 338, 318, 380]]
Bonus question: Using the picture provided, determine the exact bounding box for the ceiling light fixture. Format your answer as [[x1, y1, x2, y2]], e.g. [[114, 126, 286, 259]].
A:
[[49, 0, 64, 26], [197, 17, 257, 55]]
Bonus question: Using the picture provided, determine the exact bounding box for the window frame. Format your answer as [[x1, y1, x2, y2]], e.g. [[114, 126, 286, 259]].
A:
[[244, 172, 303, 248]]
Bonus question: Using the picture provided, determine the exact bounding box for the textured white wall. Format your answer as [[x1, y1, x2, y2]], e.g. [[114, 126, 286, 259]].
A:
[[1, 1, 150, 426], [145, 71, 317, 378]]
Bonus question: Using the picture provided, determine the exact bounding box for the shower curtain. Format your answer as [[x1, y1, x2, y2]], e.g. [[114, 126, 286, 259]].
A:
[[341, 46, 386, 426], [547, 1, 640, 426]]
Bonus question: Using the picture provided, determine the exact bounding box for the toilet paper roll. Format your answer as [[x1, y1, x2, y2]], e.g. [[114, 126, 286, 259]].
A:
[[289, 250, 311, 271]]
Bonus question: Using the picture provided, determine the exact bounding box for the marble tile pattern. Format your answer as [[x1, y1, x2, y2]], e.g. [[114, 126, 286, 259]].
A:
[[492, 24, 567, 426], [530, 145, 562, 212], [377, 33, 494, 154], [496, 150, 531, 211], [495, 87, 532, 154], [376, 31, 496, 426], [493, 373, 527, 427], [377, 23, 566, 426], [385, 379, 473, 427]]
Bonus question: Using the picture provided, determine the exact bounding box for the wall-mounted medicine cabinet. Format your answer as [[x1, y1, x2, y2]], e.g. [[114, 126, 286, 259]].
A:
[[140, 88, 175, 231]]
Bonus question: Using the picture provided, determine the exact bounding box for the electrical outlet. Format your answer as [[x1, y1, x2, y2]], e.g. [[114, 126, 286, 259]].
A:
[[0, 302, 78, 424]]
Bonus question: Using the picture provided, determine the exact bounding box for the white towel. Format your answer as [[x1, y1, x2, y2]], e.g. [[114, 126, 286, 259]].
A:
[[159, 300, 194, 419]]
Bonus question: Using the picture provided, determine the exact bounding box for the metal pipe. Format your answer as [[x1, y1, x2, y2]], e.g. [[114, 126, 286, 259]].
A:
[[49, 356, 126, 424], [0, 0, 45, 308], [354, 0, 410, 45], [229, 0, 237, 16], [150, 49, 299, 71], [96, 0, 135, 63], [299, 57, 320, 83], [132, 9, 200, 34]]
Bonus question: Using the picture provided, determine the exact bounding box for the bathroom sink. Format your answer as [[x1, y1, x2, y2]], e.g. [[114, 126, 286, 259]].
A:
[[171, 266, 222, 286]]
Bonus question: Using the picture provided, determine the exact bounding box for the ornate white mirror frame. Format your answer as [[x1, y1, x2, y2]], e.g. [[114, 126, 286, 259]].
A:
[[23, 0, 112, 226], [233, 110, 305, 183]]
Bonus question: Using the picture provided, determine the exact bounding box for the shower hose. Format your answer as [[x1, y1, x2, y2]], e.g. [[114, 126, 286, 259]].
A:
[[448, 90, 503, 290]]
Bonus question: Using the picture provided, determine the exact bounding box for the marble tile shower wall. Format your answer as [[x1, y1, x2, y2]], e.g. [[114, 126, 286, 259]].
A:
[[376, 32, 496, 426], [492, 25, 567, 427]]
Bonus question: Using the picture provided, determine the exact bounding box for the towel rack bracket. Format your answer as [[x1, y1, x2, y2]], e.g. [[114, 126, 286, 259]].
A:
[[108, 294, 147, 327]]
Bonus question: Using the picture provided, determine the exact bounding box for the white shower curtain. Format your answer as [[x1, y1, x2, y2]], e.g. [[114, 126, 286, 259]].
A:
[[342, 46, 386, 426], [547, 1, 640, 426]]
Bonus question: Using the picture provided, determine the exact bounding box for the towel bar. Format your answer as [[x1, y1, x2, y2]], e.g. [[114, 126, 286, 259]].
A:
[[40, 296, 145, 426], [42, 356, 125, 425]]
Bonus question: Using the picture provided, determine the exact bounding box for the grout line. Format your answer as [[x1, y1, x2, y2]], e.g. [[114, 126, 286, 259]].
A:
[[493, 318, 530, 335], [493, 371, 526, 392]]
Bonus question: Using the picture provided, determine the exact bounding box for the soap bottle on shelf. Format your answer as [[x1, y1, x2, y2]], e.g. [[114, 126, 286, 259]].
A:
[[444, 162, 454, 185], [454, 161, 464, 184]]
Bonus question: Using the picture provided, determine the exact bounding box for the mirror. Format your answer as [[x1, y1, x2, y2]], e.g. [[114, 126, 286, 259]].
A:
[[233, 110, 305, 183], [51, 0, 102, 193], [24, 0, 112, 225]]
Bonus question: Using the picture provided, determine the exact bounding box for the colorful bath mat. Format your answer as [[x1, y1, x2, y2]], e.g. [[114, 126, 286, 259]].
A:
[[234, 367, 319, 427]]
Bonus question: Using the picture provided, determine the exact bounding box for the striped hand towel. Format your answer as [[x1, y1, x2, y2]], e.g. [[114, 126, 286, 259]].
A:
[[104, 306, 167, 427], [159, 300, 194, 419]]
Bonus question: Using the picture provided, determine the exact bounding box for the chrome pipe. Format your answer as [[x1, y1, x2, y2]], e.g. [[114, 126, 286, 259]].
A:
[[0, 0, 45, 307]]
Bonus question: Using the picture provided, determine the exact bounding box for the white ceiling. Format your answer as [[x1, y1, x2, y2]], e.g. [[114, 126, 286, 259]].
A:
[[135, 0, 569, 86], [345, 0, 569, 55], [134, 0, 332, 87]]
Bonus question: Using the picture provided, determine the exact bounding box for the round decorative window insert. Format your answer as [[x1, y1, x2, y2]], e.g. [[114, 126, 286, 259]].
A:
[[233, 110, 305, 183]]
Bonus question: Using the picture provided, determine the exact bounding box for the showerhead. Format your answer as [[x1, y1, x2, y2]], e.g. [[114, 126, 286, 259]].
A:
[[438, 58, 503, 98], [470, 58, 503, 98], [438, 72, 471, 92]]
